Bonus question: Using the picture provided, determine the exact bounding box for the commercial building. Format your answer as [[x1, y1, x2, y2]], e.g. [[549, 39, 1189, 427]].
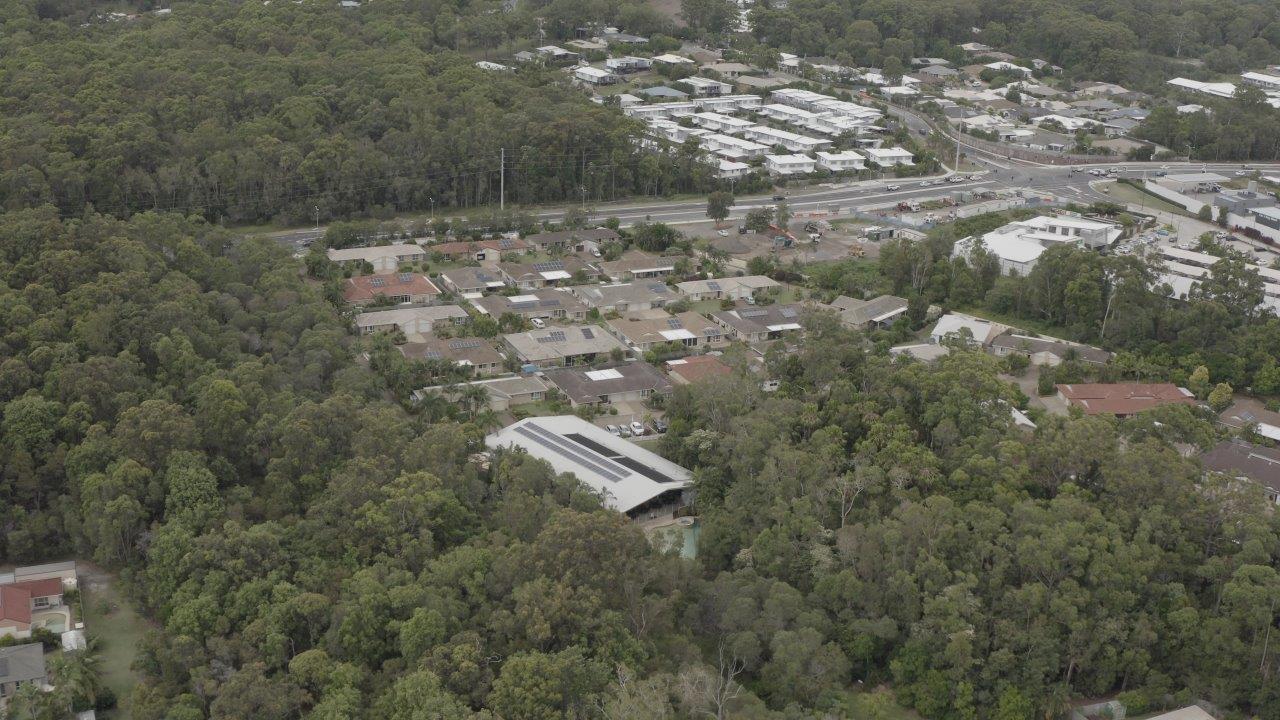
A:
[[486, 416, 693, 516], [1199, 439, 1280, 504], [742, 125, 831, 152], [690, 112, 757, 134], [570, 282, 676, 313], [1167, 77, 1237, 99], [504, 325, 627, 367], [953, 214, 1123, 276], [700, 133, 770, 160], [438, 266, 509, 295], [1055, 383, 1196, 416], [399, 337, 504, 376], [676, 275, 779, 301], [343, 273, 441, 306], [605, 309, 726, 352], [711, 304, 808, 343], [543, 361, 674, 407], [470, 289, 588, 322], [327, 244, 427, 272], [1241, 71, 1280, 91], [354, 305, 469, 335]]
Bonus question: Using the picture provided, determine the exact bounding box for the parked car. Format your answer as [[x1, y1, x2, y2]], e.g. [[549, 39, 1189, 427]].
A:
[[629, 421, 646, 436], [605, 424, 621, 436], [530, 317, 546, 329], [618, 425, 632, 437], [652, 418, 668, 433]]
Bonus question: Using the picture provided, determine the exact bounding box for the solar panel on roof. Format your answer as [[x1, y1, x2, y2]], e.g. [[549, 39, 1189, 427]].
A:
[[779, 307, 798, 318], [702, 327, 719, 335], [424, 350, 444, 360], [398, 273, 413, 283], [450, 339, 482, 349], [514, 423, 627, 482], [539, 299, 561, 307], [533, 261, 565, 272], [549, 330, 566, 341], [706, 281, 721, 290], [666, 317, 683, 329], [510, 301, 536, 310], [739, 309, 766, 318], [581, 327, 595, 339]]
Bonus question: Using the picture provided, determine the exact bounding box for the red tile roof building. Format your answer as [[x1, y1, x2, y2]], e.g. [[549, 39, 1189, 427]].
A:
[[0, 579, 64, 634], [342, 273, 441, 306], [1055, 383, 1195, 416]]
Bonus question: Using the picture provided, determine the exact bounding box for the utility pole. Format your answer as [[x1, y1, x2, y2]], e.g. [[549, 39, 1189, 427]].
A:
[[499, 147, 505, 212]]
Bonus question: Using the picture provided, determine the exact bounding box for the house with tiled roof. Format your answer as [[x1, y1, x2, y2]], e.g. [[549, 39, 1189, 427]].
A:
[[342, 273, 441, 306]]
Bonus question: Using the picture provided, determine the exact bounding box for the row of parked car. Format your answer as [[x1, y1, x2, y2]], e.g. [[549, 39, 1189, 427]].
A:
[[605, 418, 668, 438]]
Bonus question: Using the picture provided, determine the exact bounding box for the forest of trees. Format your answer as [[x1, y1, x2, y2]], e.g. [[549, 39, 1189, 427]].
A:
[[0, 0, 717, 226], [3, 204, 1279, 719]]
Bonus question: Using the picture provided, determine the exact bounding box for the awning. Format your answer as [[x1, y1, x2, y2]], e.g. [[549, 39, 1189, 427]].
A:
[[540, 270, 572, 280], [660, 329, 696, 341], [766, 323, 803, 331]]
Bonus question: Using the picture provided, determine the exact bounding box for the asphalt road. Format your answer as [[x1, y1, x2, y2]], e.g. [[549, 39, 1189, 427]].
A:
[[262, 161, 1280, 252]]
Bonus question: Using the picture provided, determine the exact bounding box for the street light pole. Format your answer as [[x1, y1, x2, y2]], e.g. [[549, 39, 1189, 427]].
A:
[[429, 197, 435, 220]]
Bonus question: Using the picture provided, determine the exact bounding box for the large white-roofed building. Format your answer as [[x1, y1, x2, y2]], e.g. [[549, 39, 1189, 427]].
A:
[[486, 416, 693, 516]]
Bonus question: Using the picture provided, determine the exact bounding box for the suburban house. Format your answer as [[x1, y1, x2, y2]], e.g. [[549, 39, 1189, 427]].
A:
[[666, 354, 734, 384], [486, 416, 693, 517], [342, 273, 441, 306], [1199, 439, 1280, 504], [829, 294, 909, 330], [605, 309, 726, 352], [711, 304, 808, 343], [1055, 383, 1196, 416], [425, 237, 530, 262], [574, 66, 618, 85], [0, 644, 46, 704], [416, 375, 549, 412], [438, 266, 509, 295], [701, 61, 755, 78], [523, 227, 620, 253], [398, 337, 504, 376], [542, 361, 674, 407], [327, 243, 427, 272], [676, 275, 779, 301], [929, 313, 1009, 346], [765, 154, 817, 176], [605, 56, 652, 73], [815, 151, 866, 172], [470, 289, 588, 322], [354, 305, 469, 335], [598, 251, 679, 281], [0, 578, 65, 640], [864, 147, 915, 167], [1219, 398, 1280, 442], [504, 325, 627, 368], [988, 331, 1112, 366], [497, 258, 601, 289], [570, 282, 676, 314], [679, 76, 733, 96]]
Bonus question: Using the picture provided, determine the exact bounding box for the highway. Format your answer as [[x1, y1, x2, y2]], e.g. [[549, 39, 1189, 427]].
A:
[[262, 161, 1280, 252]]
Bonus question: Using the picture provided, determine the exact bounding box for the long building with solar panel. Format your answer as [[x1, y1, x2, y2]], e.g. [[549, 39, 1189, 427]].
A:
[[486, 416, 694, 517]]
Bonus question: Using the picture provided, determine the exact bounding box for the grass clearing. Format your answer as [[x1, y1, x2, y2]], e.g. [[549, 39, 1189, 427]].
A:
[[82, 575, 150, 719], [1106, 182, 1191, 216]]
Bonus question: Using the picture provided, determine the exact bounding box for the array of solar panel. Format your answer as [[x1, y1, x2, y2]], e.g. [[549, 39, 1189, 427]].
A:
[[739, 309, 767, 318], [533, 261, 565, 272], [565, 433, 681, 484], [779, 307, 798, 318], [450, 339, 483, 349], [398, 273, 414, 283], [510, 301, 536, 310], [706, 281, 721, 291], [581, 327, 595, 339], [515, 423, 626, 482], [423, 350, 444, 360], [540, 299, 561, 307], [370, 277, 386, 287], [666, 317, 683, 329]]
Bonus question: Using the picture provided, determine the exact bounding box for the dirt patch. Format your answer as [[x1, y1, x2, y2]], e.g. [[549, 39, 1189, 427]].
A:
[[647, 0, 685, 25]]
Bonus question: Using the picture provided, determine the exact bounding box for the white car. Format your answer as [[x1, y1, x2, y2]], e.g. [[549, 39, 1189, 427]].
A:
[[629, 421, 646, 436], [605, 424, 621, 436], [530, 317, 546, 329], [1236, 170, 1249, 176], [886, 184, 900, 191], [717, 229, 729, 236], [920, 180, 930, 187]]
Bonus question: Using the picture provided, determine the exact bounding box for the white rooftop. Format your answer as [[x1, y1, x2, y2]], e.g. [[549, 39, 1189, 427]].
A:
[[486, 416, 692, 514]]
